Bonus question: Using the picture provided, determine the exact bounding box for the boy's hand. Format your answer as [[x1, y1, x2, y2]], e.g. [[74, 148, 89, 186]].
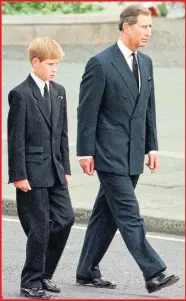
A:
[[145, 153, 160, 173], [14, 179, 32, 192], [65, 174, 71, 185]]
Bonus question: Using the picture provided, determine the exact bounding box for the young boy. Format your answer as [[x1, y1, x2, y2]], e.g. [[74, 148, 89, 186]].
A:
[[7, 38, 75, 299]]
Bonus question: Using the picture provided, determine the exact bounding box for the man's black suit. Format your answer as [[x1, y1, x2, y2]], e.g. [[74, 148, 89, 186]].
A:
[[76, 43, 166, 281], [8, 75, 75, 288]]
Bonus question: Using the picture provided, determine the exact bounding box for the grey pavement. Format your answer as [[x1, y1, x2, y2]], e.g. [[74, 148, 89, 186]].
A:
[[2, 218, 184, 299], [2, 47, 184, 235]]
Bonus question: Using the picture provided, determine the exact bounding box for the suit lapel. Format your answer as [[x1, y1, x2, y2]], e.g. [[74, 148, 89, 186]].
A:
[[111, 44, 139, 101], [27, 75, 51, 128], [49, 83, 61, 130]]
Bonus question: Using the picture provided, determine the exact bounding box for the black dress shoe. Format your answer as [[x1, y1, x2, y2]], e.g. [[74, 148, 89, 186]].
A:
[[20, 287, 50, 299], [42, 279, 61, 293], [76, 276, 116, 289], [146, 272, 180, 293]]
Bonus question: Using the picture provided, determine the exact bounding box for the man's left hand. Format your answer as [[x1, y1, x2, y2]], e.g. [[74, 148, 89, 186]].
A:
[[65, 174, 71, 185], [146, 153, 160, 173]]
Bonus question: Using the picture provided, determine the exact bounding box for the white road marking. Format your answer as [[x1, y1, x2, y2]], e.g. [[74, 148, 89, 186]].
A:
[[2, 217, 184, 243]]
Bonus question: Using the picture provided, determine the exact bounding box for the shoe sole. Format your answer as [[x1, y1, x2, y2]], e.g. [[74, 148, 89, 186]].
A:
[[20, 290, 51, 299], [76, 279, 116, 289], [148, 276, 180, 293]]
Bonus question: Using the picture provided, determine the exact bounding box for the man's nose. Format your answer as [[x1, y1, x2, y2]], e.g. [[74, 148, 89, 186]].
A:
[[146, 27, 152, 36]]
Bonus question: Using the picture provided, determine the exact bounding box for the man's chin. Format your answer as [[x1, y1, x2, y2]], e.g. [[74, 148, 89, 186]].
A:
[[49, 76, 56, 81], [139, 42, 148, 48]]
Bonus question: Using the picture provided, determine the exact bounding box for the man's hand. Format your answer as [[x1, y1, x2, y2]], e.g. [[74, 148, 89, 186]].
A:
[[65, 174, 71, 185], [146, 153, 160, 173], [79, 157, 95, 176], [14, 179, 31, 192]]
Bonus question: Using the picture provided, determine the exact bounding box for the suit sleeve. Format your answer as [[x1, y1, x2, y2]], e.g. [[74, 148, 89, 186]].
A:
[[145, 59, 159, 154], [60, 89, 71, 175], [77, 56, 105, 156], [7, 90, 27, 182]]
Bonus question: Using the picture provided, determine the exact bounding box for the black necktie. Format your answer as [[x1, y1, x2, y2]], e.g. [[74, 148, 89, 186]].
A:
[[131, 52, 139, 90], [44, 83, 51, 118]]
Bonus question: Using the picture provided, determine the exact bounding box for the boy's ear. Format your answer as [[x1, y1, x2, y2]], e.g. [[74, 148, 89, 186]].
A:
[[32, 57, 40, 67]]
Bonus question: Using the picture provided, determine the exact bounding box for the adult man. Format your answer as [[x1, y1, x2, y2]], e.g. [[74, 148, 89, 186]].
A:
[[7, 38, 75, 299], [76, 4, 179, 294]]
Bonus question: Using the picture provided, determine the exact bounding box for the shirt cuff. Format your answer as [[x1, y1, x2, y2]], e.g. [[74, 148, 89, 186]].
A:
[[148, 150, 159, 154], [78, 156, 93, 160]]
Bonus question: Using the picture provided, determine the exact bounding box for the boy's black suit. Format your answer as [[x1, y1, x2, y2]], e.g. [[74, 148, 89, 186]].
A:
[[8, 75, 75, 289]]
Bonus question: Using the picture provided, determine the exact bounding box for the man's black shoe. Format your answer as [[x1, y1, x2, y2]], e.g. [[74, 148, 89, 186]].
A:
[[146, 272, 180, 293], [20, 287, 50, 299], [76, 276, 116, 289], [42, 279, 61, 293]]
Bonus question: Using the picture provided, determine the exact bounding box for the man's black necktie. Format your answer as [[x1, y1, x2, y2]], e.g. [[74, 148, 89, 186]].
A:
[[44, 83, 51, 118], [131, 52, 139, 90]]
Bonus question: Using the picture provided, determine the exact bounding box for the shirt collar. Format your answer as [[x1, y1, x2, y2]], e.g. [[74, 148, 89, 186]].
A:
[[117, 39, 137, 58], [30, 72, 49, 90]]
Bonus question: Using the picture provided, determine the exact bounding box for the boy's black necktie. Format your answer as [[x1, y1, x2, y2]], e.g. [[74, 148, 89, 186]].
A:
[[131, 52, 139, 90], [44, 83, 51, 118]]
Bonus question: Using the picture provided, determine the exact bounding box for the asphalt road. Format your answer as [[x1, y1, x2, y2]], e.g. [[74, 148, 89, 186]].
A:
[[2, 217, 184, 299]]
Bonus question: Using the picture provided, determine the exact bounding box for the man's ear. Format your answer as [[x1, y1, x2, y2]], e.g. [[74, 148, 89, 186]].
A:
[[122, 22, 130, 34]]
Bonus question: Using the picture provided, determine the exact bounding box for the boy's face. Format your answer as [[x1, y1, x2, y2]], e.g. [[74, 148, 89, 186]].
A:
[[32, 58, 60, 81]]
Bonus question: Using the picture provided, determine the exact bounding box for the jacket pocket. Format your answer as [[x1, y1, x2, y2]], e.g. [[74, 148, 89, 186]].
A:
[[26, 146, 43, 163], [28, 146, 44, 153]]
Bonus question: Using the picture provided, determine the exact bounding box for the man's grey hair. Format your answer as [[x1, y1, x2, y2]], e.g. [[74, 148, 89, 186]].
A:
[[119, 4, 151, 31]]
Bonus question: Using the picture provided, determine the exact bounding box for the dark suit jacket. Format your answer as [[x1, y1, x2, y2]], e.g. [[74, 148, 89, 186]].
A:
[[8, 75, 70, 187], [77, 43, 158, 175]]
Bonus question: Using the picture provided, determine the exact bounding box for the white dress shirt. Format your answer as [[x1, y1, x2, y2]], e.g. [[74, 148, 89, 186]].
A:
[[78, 40, 158, 159], [30, 72, 49, 96], [117, 39, 141, 90]]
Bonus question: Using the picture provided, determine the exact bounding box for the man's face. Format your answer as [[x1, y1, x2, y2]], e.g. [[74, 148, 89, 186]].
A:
[[127, 14, 152, 48], [32, 58, 60, 81]]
